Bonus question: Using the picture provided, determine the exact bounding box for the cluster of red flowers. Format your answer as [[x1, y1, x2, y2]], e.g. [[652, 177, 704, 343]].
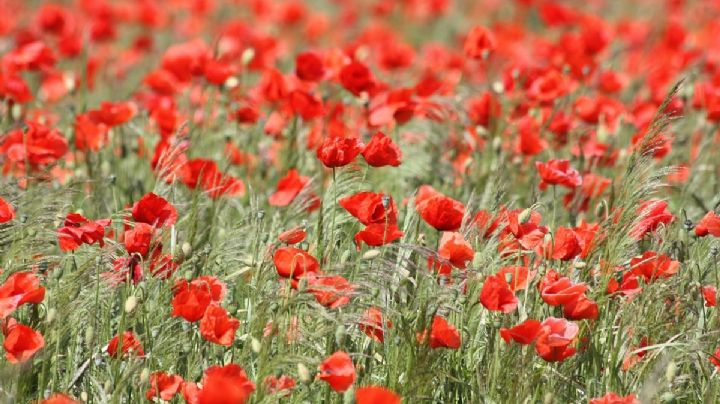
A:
[[4, 0, 720, 402]]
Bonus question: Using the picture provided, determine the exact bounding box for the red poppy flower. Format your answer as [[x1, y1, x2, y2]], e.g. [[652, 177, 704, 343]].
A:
[[147, 372, 184, 401], [564, 173, 611, 212], [306, 274, 354, 309], [273, 247, 320, 279], [34, 393, 79, 404], [437, 232, 474, 269], [631, 200, 674, 240], [0, 122, 68, 171], [606, 272, 643, 298], [279, 226, 307, 244], [74, 113, 109, 152], [695, 211, 720, 237], [516, 116, 548, 156], [123, 222, 154, 257], [191, 276, 227, 303], [562, 295, 599, 320], [629, 251, 679, 282], [463, 26, 496, 59], [0, 271, 45, 319], [88, 101, 137, 127], [702, 285, 717, 307], [415, 186, 465, 231], [318, 351, 356, 392], [203, 59, 236, 85], [200, 305, 240, 347], [589, 392, 640, 404], [296, 51, 325, 82], [171, 281, 212, 322], [269, 169, 312, 207], [57, 213, 111, 252], [480, 274, 518, 313], [339, 61, 374, 96], [496, 265, 535, 292], [316, 136, 363, 168], [534, 317, 578, 362], [427, 315, 461, 349], [527, 69, 569, 104], [354, 223, 404, 249], [264, 375, 296, 395], [359, 307, 390, 343], [535, 160, 582, 191], [711, 347, 720, 370], [185, 364, 256, 404], [107, 331, 144, 358], [290, 90, 325, 120], [540, 273, 588, 307], [361, 132, 402, 167], [340, 192, 398, 225], [0, 197, 14, 223], [467, 92, 501, 128], [132, 192, 177, 227], [355, 386, 401, 404], [3, 323, 45, 363], [500, 319, 543, 345]]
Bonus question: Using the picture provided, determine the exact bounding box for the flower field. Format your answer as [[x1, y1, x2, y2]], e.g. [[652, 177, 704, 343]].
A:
[[3, 0, 720, 402]]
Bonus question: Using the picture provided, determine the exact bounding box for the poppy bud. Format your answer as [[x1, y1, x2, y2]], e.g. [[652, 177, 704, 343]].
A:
[[297, 363, 311, 383], [335, 325, 345, 345], [11, 103, 22, 120], [81, 392, 88, 401], [85, 326, 94, 346], [518, 208, 533, 224], [340, 250, 352, 264], [182, 242, 192, 257], [660, 392, 675, 403], [124, 295, 137, 313], [251, 337, 262, 353], [492, 81, 504, 94], [241, 48, 255, 65], [46, 308, 56, 324], [381, 195, 391, 209], [140, 368, 150, 384], [362, 249, 381, 260], [665, 361, 677, 382], [225, 76, 239, 89]]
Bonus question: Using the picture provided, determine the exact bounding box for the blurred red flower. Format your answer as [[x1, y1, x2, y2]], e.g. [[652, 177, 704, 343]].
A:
[[318, 351, 356, 392]]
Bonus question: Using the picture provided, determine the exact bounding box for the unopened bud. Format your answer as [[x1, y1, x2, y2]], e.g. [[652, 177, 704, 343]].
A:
[[362, 249, 381, 260], [665, 361, 677, 382], [46, 308, 56, 324], [334, 325, 345, 345], [297, 363, 311, 383], [518, 208, 533, 224], [241, 48, 255, 65], [124, 295, 137, 314], [251, 337, 261, 353], [140, 368, 150, 384], [182, 242, 192, 257], [85, 326, 95, 346]]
